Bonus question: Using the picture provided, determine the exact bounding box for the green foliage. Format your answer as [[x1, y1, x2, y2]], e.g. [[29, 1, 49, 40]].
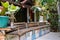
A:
[[1, 1, 9, 8], [46, 0, 54, 3], [10, 4, 16, 10], [0, 1, 9, 15], [48, 13, 58, 30], [37, 0, 58, 31], [8, 4, 20, 13], [8, 4, 17, 12], [31, 6, 41, 13], [31, 6, 41, 21], [0, 1, 20, 15]]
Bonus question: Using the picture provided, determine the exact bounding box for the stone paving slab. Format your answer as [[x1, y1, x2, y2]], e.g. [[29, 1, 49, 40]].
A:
[[36, 32, 60, 40], [7, 32, 60, 40]]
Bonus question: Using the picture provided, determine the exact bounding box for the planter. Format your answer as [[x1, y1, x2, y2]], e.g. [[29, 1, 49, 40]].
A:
[[39, 16, 43, 22], [0, 16, 9, 28]]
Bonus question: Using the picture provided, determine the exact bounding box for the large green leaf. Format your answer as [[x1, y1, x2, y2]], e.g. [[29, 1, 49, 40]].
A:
[[8, 4, 20, 12], [1, 1, 9, 8], [10, 4, 16, 10], [31, 6, 41, 13]]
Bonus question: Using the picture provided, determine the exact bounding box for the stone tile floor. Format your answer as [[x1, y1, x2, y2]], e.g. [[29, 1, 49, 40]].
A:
[[6, 32, 60, 40], [36, 32, 60, 40]]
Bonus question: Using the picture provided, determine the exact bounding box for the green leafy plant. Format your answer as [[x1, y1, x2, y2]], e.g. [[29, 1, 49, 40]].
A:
[[46, 0, 58, 32], [8, 4, 20, 12], [48, 13, 58, 32], [0, 1, 9, 15], [38, 0, 58, 32], [0, 1, 20, 16], [31, 6, 41, 13], [1, 1, 9, 9], [31, 6, 42, 21]]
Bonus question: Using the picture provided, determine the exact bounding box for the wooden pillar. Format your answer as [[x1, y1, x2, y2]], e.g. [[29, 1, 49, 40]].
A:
[[34, 9, 36, 22], [10, 12, 15, 28], [27, 7, 30, 23]]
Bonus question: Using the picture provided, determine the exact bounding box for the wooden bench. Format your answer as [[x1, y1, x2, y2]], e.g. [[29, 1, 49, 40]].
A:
[[6, 22, 26, 34], [6, 22, 50, 40], [27, 22, 39, 27], [6, 22, 47, 34], [8, 25, 49, 36], [39, 22, 46, 26]]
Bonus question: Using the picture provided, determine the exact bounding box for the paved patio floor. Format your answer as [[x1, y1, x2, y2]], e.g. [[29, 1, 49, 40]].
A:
[[6, 32, 60, 40], [36, 32, 60, 40]]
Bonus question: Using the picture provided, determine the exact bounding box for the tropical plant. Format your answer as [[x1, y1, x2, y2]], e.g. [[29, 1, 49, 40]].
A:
[[0, 1, 20, 28], [1, 1, 9, 9], [47, 13, 58, 32], [34, 0, 58, 31], [44, 0, 58, 32], [0, 1, 20, 15], [8, 4, 20, 12], [31, 6, 41, 22]]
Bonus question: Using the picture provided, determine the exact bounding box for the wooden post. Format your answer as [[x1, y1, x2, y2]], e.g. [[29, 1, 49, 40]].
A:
[[27, 7, 30, 23], [26, 7, 30, 28], [10, 12, 15, 28], [34, 9, 36, 22]]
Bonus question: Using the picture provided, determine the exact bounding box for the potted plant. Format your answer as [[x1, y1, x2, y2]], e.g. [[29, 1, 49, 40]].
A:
[[0, 1, 20, 28], [0, 6, 9, 28], [31, 6, 42, 22], [0, 1, 9, 28], [8, 4, 20, 28]]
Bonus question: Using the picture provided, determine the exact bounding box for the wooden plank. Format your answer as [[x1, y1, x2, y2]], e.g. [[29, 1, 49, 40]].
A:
[[0, 28, 11, 31]]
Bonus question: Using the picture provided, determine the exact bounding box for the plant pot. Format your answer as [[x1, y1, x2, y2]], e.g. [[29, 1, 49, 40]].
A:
[[39, 16, 43, 22], [0, 16, 9, 28]]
